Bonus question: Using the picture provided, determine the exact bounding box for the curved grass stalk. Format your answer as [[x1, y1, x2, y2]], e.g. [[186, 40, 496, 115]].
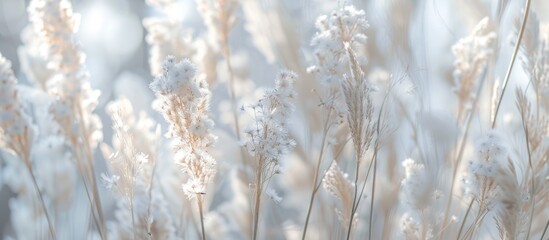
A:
[[491, 0, 532, 128]]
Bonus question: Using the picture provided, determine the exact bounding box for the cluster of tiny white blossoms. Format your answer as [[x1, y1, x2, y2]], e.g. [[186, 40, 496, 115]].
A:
[[307, 6, 369, 85], [150, 56, 217, 199], [0, 54, 34, 150], [243, 71, 297, 172], [462, 131, 508, 199]]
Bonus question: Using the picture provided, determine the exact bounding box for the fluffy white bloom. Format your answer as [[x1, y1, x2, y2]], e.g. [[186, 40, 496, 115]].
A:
[[243, 71, 297, 168], [151, 56, 217, 199], [150, 56, 199, 96], [462, 131, 507, 198], [452, 18, 496, 82], [28, 0, 103, 151], [401, 158, 432, 209], [308, 5, 369, 85], [28, 0, 82, 71], [452, 17, 496, 121]]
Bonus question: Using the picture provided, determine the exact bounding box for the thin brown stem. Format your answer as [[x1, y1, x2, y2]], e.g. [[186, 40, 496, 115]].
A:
[[368, 155, 378, 240], [456, 198, 475, 240], [27, 166, 57, 240], [540, 217, 549, 240], [76, 105, 107, 240], [252, 163, 263, 240], [302, 107, 333, 240], [197, 196, 206, 240]]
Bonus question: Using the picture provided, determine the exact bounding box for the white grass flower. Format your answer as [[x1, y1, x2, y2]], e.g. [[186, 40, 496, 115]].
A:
[[322, 161, 356, 228], [150, 55, 216, 199], [243, 71, 297, 170], [452, 17, 496, 121], [308, 5, 369, 85], [462, 131, 508, 209]]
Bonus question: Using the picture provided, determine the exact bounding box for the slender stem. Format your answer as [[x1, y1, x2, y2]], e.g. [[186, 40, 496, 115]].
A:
[[520, 101, 536, 240], [27, 166, 57, 240], [302, 108, 332, 240], [197, 196, 206, 240], [540, 217, 549, 240], [492, 0, 532, 128], [77, 105, 107, 240], [222, 47, 247, 167], [346, 151, 361, 240], [252, 165, 263, 240], [456, 198, 474, 240], [368, 155, 378, 240]]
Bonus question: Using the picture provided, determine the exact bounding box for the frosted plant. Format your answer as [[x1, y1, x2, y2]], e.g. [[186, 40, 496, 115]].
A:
[[243, 71, 297, 169], [308, 5, 369, 86], [242, 70, 297, 240], [28, 0, 103, 137], [27, 0, 105, 237], [0, 53, 56, 239], [452, 17, 497, 122], [322, 161, 356, 229], [150, 56, 217, 196], [150, 56, 216, 240]]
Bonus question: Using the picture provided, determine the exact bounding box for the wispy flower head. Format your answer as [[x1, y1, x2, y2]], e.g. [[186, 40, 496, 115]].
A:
[[243, 71, 297, 169], [151, 56, 216, 199], [452, 17, 496, 121], [323, 161, 356, 228], [308, 5, 369, 85], [462, 131, 507, 201]]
